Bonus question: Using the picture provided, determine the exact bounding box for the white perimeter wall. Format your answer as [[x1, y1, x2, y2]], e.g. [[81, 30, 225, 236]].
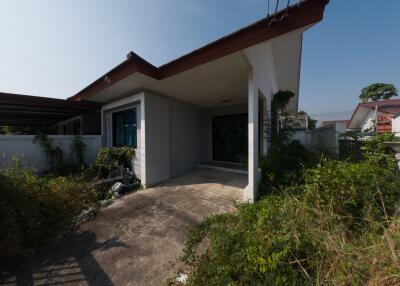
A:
[[0, 135, 102, 172], [291, 123, 347, 155]]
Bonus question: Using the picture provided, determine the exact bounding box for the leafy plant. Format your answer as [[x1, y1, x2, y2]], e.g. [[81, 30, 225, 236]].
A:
[[95, 147, 135, 178], [182, 135, 400, 285], [270, 90, 295, 137], [0, 164, 98, 257], [70, 135, 86, 167], [34, 133, 64, 173], [359, 83, 398, 103], [260, 90, 317, 195]]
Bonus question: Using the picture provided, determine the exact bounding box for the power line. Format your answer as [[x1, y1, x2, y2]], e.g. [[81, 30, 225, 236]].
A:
[[308, 110, 354, 117]]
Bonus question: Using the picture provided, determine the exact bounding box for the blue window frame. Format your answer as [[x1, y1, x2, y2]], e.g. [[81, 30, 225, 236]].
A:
[[112, 108, 137, 147]]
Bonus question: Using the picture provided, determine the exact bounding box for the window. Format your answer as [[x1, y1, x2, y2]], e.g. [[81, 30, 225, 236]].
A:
[[72, 121, 81, 135], [112, 109, 137, 147]]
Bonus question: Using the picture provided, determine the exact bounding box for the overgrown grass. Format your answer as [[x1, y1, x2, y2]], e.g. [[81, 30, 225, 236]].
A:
[[0, 146, 137, 258], [0, 165, 99, 258], [182, 152, 400, 285]]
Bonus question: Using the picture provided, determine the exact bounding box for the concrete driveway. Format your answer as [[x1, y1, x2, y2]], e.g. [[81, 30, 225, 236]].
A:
[[0, 168, 246, 286]]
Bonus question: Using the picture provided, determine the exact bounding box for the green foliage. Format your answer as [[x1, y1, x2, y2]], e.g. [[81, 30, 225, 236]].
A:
[[359, 83, 398, 103], [71, 135, 86, 167], [260, 139, 315, 195], [303, 158, 399, 231], [95, 147, 135, 178], [362, 133, 395, 159], [183, 137, 400, 285], [0, 164, 98, 257], [0, 125, 57, 135], [34, 133, 64, 173], [270, 90, 295, 137], [297, 111, 317, 130], [260, 89, 317, 195]]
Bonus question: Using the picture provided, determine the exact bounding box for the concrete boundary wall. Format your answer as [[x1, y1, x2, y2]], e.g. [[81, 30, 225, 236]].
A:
[[0, 135, 102, 172], [291, 123, 347, 155]]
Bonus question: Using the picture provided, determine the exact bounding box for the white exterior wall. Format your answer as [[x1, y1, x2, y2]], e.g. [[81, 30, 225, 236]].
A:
[[102, 91, 209, 187], [145, 91, 208, 181], [102, 92, 145, 182], [0, 135, 102, 172], [392, 116, 400, 136], [169, 96, 209, 177], [360, 110, 375, 132], [144, 92, 171, 185]]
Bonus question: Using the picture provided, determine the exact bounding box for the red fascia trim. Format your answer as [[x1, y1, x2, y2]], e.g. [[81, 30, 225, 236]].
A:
[[69, 0, 329, 102]]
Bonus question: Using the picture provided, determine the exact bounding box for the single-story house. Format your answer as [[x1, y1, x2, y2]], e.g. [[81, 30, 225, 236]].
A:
[[347, 99, 400, 136], [1, 0, 329, 201]]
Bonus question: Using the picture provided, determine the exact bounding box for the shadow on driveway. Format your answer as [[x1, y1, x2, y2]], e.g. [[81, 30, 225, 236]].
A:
[[0, 232, 128, 286]]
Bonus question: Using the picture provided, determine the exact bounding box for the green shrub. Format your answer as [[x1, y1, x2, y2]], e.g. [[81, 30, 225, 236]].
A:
[[0, 166, 97, 258], [302, 158, 399, 231], [70, 135, 87, 167], [34, 133, 64, 173], [260, 139, 316, 195], [183, 149, 400, 285], [184, 197, 321, 285], [95, 147, 135, 178]]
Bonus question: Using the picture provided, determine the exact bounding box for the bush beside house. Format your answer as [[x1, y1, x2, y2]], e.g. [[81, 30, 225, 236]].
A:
[[180, 135, 400, 286], [0, 145, 136, 258]]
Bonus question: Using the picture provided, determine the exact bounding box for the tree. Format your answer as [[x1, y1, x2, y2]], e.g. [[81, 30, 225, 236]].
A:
[[298, 110, 317, 130], [359, 83, 398, 103]]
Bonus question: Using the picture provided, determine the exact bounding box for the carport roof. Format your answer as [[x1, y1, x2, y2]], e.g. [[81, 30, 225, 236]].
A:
[[68, 0, 329, 102], [0, 92, 100, 126]]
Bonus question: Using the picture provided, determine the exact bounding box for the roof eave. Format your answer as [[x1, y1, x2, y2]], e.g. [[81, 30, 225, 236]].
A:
[[69, 0, 329, 102]]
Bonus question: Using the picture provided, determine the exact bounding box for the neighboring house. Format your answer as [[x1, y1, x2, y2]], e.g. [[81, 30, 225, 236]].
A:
[[347, 99, 400, 135], [0, 0, 329, 201]]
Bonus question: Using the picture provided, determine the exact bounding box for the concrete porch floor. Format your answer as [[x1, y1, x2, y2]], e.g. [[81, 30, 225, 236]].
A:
[[0, 168, 246, 286]]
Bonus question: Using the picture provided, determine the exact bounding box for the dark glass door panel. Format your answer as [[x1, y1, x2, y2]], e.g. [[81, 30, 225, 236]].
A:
[[234, 115, 248, 163], [213, 114, 248, 163]]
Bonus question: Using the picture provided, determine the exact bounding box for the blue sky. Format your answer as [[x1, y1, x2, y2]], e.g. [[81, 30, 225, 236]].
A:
[[0, 0, 399, 122]]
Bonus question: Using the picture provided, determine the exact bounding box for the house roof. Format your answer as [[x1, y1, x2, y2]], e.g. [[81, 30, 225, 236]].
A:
[[69, 0, 329, 102], [320, 119, 349, 127], [359, 99, 400, 115], [0, 92, 100, 126], [347, 99, 400, 129]]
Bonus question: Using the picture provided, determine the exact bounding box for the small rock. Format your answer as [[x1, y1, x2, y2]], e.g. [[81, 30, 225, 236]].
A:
[[176, 273, 188, 284], [100, 199, 113, 207], [76, 207, 96, 224], [111, 182, 124, 198]]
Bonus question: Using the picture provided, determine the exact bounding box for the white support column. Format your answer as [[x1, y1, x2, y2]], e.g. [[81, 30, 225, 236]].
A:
[[246, 69, 259, 202]]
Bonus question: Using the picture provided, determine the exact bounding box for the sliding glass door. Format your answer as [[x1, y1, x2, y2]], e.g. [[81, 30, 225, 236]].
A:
[[213, 114, 248, 163]]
